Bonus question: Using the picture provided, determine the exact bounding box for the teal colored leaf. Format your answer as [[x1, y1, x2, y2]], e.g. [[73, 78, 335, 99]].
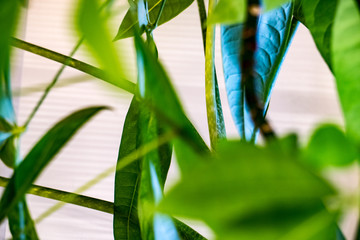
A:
[[114, 0, 194, 40], [76, 0, 134, 93], [303, 124, 357, 169], [8, 199, 39, 240], [159, 140, 337, 240], [133, 31, 208, 154], [221, 2, 295, 140], [113, 98, 142, 240], [332, 0, 360, 143], [0, 106, 107, 222], [295, 0, 337, 70]]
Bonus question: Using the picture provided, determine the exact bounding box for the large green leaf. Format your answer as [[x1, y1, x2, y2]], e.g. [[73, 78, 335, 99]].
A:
[[294, 0, 337, 70], [76, 0, 134, 93], [332, 0, 360, 143], [114, 0, 194, 40], [303, 124, 358, 169], [159, 140, 338, 239], [0, 106, 107, 222], [220, 2, 295, 140]]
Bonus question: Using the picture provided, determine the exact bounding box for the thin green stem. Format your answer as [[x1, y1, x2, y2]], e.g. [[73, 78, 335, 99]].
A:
[[153, 0, 167, 28], [0, 176, 113, 214], [11, 38, 136, 94], [22, 38, 84, 128]]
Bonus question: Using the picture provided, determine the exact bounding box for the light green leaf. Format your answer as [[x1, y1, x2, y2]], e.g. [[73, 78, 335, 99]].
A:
[[0, 106, 107, 222], [76, 0, 134, 93], [209, 0, 246, 25], [263, 0, 291, 12], [295, 0, 337, 69], [115, 0, 194, 40], [332, 0, 360, 143], [159, 140, 337, 239], [303, 124, 357, 169]]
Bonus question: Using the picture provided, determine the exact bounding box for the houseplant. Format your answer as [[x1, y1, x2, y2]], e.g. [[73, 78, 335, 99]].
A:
[[0, 0, 359, 239]]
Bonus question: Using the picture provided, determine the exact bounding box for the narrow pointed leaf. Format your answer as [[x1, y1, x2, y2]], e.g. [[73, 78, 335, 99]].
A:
[[159, 140, 337, 240], [295, 0, 338, 70], [221, 2, 295, 140], [115, 0, 194, 40], [0, 106, 107, 222], [133, 32, 208, 153], [332, 0, 360, 143], [76, 0, 134, 93], [113, 98, 142, 240]]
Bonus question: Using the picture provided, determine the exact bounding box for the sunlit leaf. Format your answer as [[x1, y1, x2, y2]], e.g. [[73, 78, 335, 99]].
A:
[[303, 124, 357, 169], [159, 140, 337, 239], [332, 0, 360, 143], [221, 2, 295, 140], [76, 0, 134, 93], [295, 0, 337, 70], [115, 0, 194, 40], [0, 106, 107, 222]]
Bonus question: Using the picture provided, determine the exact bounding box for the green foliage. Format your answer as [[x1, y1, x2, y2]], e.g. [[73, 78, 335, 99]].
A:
[[0, 106, 107, 222], [303, 124, 358, 169], [159, 140, 337, 240], [115, 0, 194, 39]]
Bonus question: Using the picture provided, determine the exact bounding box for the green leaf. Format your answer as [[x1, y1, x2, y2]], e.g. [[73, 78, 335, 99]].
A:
[[295, 0, 337, 70], [159, 140, 337, 239], [133, 31, 208, 154], [332, 0, 360, 143], [173, 218, 206, 240], [303, 124, 357, 169], [76, 0, 134, 93], [8, 199, 39, 240], [113, 98, 142, 240], [263, 0, 291, 12], [0, 106, 107, 222], [221, 2, 295, 140], [115, 0, 194, 40]]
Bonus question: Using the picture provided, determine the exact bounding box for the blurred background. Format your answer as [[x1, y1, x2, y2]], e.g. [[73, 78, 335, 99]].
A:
[[0, 0, 357, 239]]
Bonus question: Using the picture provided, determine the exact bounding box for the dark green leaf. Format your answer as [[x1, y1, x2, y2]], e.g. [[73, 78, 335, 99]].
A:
[[115, 0, 194, 40], [0, 106, 107, 222], [159, 140, 337, 239], [294, 0, 337, 70], [303, 124, 357, 169], [76, 0, 134, 93], [221, 2, 295, 140], [113, 98, 142, 240], [8, 199, 39, 240], [173, 218, 207, 240], [133, 31, 208, 154], [332, 0, 360, 143]]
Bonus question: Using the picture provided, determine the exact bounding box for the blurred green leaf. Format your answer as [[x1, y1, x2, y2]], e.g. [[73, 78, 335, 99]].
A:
[[294, 0, 337, 70], [332, 0, 360, 143], [303, 124, 357, 169], [159, 140, 337, 239], [0, 106, 107, 222], [115, 0, 194, 40], [8, 199, 39, 240], [133, 31, 208, 154], [263, 0, 291, 12], [76, 0, 134, 93]]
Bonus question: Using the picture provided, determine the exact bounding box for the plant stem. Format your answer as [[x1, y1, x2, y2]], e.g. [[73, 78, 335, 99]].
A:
[[0, 176, 114, 214], [196, 0, 207, 49], [205, 0, 226, 149], [153, 0, 167, 28], [11, 38, 136, 94], [241, 0, 275, 140]]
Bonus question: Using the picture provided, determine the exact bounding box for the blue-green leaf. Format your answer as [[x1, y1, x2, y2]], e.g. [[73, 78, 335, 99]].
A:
[[332, 0, 360, 144], [0, 106, 107, 222], [115, 0, 194, 40], [221, 2, 295, 140]]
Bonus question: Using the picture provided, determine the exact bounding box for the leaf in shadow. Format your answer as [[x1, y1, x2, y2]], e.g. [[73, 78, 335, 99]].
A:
[[221, 2, 295, 140], [115, 0, 194, 40], [0, 106, 107, 222]]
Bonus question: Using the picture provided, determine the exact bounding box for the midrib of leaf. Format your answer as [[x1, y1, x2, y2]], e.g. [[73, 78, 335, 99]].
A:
[[120, 0, 163, 37], [127, 174, 139, 239]]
